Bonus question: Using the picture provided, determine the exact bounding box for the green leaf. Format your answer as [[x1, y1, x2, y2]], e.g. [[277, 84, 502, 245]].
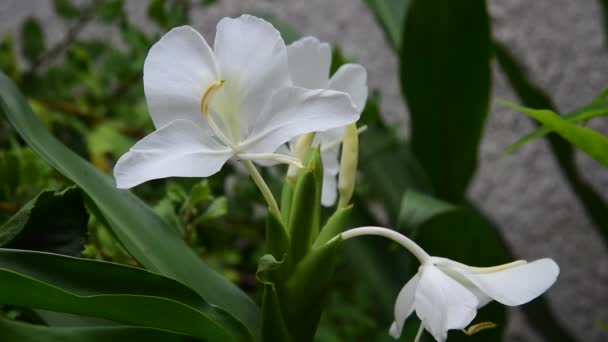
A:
[[96, 0, 125, 23], [147, 0, 169, 28], [400, 0, 491, 202], [0, 317, 191, 342], [502, 100, 608, 167], [283, 237, 342, 342], [0, 248, 253, 341], [21, 17, 45, 65], [364, 0, 410, 51], [261, 284, 292, 342], [504, 94, 608, 153], [495, 40, 608, 254], [0, 72, 260, 337], [313, 205, 352, 248], [288, 149, 322, 266], [0, 187, 88, 256], [600, 0, 608, 47], [53, 0, 81, 19]]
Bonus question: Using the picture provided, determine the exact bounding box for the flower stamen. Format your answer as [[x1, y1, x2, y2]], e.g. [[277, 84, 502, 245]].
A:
[[200, 80, 225, 115]]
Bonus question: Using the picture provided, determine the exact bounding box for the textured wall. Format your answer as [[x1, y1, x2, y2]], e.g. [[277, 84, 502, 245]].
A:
[[1, 1, 607, 341]]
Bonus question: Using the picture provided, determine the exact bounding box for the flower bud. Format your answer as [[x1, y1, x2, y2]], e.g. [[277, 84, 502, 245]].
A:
[[337, 123, 358, 208]]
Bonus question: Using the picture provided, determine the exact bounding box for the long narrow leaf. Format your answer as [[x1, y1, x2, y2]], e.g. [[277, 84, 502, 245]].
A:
[[505, 95, 608, 153], [0, 248, 252, 341], [364, 0, 410, 51], [0, 317, 191, 342], [400, 0, 492, 202], [503, 101, 608, 167], [0, 72, 260, 337]]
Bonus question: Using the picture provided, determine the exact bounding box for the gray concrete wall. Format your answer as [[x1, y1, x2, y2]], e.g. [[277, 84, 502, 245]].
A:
[[1, 1, 607, 341]]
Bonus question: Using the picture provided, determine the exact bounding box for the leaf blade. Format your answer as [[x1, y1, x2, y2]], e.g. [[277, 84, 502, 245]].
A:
[[0, 71, 260, 337]]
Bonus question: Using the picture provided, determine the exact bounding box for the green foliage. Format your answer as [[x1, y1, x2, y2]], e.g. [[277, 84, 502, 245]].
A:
[[364, 0, 410, 51], [0, 187, 88, 256], [53, 0, 81, 19], [0, 317, 192, 342], [503, 100, 608, 168], [21, 18, 45, 65], [401, 0, 492, 203], [0, 249, 253, 341]]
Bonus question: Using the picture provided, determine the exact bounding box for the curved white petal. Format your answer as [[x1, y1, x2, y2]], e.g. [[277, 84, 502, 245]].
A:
[[458, 258, 560, 306], [242, 87, 358, 154], [415, 265, 478, 342], [144, 26, 218, 129], [389, 274, 420, 339], [114, 120, 231, 188], [214, 15, 290, 136], [287, 36, 331, 89], [328, 63, 368, 112]]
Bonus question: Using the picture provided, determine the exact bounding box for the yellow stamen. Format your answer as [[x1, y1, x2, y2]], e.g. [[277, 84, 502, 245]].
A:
[[200, 80, 225, 114], [462, 322, 497, 336]]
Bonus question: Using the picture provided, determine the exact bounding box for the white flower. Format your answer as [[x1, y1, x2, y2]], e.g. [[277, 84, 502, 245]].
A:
[[390, 257, 560, 342], [113, 15, 358, 188], [339, 227, 560, 342], [285, 37, 368, 206]]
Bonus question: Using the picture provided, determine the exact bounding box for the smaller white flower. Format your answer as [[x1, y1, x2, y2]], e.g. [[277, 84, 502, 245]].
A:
[[285, 37, 368, 207], [339, 227, 560, 342], [390, 257, 560, 342]]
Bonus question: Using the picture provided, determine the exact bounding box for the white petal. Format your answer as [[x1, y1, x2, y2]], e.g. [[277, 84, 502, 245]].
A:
[[114, 120, 231, 188], [242, 87, 358, 154], [415, 265, 478, 342], [458, 258, 560, 306], [144, 26, 218, 129], [319, 137, 340, 207], [389, 274, 419, 339], [328, 64, 368, 112], [214, 15, 290, 136], [287, 36, 331, 89], [321, 171, 338, 207]]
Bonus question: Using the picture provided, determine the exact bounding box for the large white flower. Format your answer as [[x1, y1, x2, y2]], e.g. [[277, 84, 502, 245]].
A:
[[389, 257, 560, 342], [285, 37, 368, 206], [113, 15, 358, 188]]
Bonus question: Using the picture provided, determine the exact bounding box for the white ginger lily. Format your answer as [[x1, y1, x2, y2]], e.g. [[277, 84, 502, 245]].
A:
[[340, 227, 559, 342], [285, 37, 368, 207], [113, 15, 358, 189]]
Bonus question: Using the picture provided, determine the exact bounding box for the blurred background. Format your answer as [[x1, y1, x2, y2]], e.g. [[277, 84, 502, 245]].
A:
[[0, 0, 607, 341]]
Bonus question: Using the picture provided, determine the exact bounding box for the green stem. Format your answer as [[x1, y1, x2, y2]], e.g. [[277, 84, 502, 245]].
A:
[[241, 159, 282, 220]]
